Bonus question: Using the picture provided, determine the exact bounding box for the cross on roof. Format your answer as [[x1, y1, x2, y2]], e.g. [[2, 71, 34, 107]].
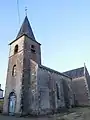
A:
[[25, 7, 27, 16]]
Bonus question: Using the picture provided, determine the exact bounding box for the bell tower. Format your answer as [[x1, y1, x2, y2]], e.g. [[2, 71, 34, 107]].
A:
[[3, 16, 41, 115]]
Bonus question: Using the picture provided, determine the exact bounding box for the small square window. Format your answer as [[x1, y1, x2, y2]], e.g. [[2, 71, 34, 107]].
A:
[[31, 45, 35, 53], [31, 45, 35, 49], [56, 83, 60, 99]]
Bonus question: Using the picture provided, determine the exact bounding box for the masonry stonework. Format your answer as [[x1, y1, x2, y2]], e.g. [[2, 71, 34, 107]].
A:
[[3, 36, 24, 114], [3, 16, 90, 116], [63, 67, 90, 106]]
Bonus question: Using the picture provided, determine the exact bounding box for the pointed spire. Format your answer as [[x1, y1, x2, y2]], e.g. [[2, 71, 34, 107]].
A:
[[16, 16, 36, 41]]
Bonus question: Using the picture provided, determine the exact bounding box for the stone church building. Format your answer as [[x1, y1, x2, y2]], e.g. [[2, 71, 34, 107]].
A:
[[3, 16, 90, 116]]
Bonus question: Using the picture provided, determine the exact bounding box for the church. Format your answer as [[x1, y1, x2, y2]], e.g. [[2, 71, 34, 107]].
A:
[[3, 16, 90, 116]]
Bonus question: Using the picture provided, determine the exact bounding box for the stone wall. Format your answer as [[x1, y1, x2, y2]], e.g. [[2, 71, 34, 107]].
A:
[[72, 77, 90, 106], [36, 65, 73, 115], [3, 36, 24, 114], [29, 60, 38, 115], [20, 36, 41, 115], [25, 36, 41, 65], [3, 35, 41, 115], [4, 35, 73, 116]]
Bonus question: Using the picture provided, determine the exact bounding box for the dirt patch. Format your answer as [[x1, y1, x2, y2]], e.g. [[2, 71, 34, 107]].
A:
[[56, 107, 90, 120]]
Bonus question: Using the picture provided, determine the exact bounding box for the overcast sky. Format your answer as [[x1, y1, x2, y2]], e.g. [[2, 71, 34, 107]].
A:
[[0, 0, 90, 91]]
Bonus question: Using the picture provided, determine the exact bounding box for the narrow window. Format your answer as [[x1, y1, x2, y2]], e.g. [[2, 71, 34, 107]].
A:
[[56, 83, 60, 99], [12, 65, 16, 76], [31, 45, 35, 53], [14, 45, 18, 54]]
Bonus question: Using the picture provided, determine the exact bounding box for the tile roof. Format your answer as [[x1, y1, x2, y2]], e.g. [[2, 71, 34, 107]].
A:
[[63, 67, 84, 79]]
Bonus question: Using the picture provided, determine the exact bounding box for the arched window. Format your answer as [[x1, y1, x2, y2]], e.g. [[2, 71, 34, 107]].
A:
[[14, 45, 18, 54], [56, 83, 60, 99], [12, 65, 16, 76]]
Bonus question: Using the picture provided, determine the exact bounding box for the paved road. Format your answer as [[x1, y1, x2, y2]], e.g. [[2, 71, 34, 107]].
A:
[[0, 115, 54, 120]]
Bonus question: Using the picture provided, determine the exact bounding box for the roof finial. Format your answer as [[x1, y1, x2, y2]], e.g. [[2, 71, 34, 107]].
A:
[[84, 62, 86, 75], [25, 6, 27, 16], [84, 62, 86, 67]]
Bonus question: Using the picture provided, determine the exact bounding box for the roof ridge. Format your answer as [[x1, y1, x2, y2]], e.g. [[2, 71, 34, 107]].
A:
[[39, 65, 71, 79], [63, 67, 84, 73]]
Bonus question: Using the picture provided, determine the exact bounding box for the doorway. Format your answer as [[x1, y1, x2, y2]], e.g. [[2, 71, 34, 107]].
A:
[[8, 92, 16, 115]]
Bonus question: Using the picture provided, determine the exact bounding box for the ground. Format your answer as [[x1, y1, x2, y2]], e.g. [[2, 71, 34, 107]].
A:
[[56, 107, 90, 120], [1, 107, 90, 120]]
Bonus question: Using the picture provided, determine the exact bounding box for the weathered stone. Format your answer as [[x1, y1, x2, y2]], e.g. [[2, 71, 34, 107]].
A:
[[3, 16, 74, 116]]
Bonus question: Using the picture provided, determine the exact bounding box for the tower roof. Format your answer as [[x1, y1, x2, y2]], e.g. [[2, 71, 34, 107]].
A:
[[16, 16, 36, 41]]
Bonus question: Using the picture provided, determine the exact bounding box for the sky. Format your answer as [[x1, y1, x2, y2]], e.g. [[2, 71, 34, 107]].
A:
[[0, 0, 90, 91]]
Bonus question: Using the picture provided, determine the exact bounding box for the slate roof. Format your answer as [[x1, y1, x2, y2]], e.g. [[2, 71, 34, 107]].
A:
[[16, 16, 36, 41], [39, 65, 72, 79], [63, 67, 84, 79]]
